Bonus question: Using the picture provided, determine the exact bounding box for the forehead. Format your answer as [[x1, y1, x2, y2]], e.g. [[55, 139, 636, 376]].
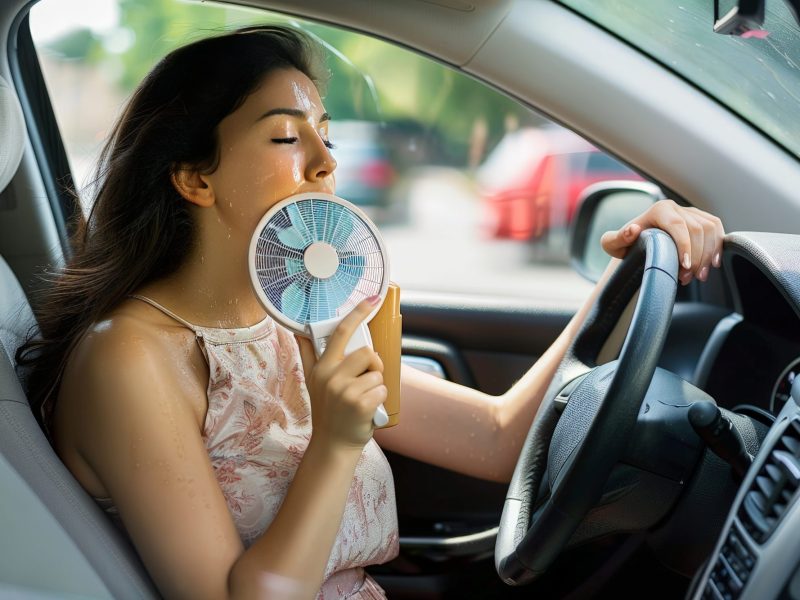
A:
[[243, 68, 325, 119]]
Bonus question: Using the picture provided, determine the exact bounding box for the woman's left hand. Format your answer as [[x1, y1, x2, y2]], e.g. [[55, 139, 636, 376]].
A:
[[600, 199, 725, 286]]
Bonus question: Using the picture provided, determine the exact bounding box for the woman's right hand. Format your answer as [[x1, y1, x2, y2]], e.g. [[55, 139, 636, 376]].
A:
[[296, 297, 387, 449]]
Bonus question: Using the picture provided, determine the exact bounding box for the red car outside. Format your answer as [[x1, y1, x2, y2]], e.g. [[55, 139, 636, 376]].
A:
[[478, 127, 643, 241]]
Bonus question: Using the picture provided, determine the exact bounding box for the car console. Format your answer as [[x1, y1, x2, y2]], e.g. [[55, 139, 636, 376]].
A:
[[690, 377, 800, 599]]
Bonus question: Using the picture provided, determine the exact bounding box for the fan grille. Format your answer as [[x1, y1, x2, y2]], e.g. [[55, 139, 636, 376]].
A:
[[253, 198, 385, 325]]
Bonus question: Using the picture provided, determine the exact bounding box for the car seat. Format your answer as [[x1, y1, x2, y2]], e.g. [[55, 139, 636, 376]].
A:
[[0, 74, 159, 599]]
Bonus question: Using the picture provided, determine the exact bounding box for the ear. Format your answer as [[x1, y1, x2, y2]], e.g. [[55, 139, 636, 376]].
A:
[[170, 164, 215, 208]]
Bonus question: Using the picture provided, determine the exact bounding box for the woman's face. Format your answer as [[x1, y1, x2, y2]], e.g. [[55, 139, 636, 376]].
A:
[[204, 67, 336, 235]]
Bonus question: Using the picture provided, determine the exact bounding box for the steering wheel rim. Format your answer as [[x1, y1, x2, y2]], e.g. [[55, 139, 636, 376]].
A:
[[495, 228, 680, 585]]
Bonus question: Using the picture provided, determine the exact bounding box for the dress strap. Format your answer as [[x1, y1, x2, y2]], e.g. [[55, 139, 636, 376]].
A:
[[128, 294, 199, 333]]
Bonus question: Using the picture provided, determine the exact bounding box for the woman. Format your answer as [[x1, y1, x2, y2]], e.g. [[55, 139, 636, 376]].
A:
[[19, 25, 724, 600]]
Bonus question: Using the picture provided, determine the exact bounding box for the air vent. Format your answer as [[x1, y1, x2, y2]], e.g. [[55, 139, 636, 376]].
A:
[[739, 419, 800, 543], [703, 526, 756, 599]]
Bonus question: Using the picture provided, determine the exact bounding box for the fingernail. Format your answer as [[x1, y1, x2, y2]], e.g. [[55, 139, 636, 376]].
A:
[[680, 272, 692, 286], [367, 294, 381, 305], [699, 266, 708, 281], [624, 225, 632, 237], [713, 252, 720, 267], [683, 253, 691, 270]]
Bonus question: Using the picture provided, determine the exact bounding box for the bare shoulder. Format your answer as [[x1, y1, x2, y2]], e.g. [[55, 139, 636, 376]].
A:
[[55, 301, 244, 598], [61, 299, 205, 413], [56, 299, 209, 494], [69, 296, 196, 366]]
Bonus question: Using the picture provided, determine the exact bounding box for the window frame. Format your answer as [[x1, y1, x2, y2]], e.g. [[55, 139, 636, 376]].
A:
[[10, 9, 80, 259]]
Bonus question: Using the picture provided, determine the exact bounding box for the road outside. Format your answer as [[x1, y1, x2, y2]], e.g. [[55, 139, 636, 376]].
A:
[[376, 167, 595, 309]]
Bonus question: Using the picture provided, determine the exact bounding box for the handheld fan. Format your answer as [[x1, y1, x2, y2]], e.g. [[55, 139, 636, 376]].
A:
[[248, 192, 390, 427]]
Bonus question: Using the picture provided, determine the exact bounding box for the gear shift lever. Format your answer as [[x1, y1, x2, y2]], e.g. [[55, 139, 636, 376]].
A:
[[688, 401, 752, 481]]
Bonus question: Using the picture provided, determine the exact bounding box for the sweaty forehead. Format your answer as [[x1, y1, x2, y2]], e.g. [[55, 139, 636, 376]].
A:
[[245, 68, 326, 121]]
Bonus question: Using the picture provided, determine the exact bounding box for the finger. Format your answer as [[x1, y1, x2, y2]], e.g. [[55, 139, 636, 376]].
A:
[[359, 384, 389, 413], [324, 296, 382, 359], [338, 346, 383, 378], [644, 201, 693, 283], [295, 335, 316, 382], [687, 207, 725, 268], [347, 370, 385, 397], [600, 222, 642, 259], [680, 213, 706, 283], [689, 213, 717, 282]]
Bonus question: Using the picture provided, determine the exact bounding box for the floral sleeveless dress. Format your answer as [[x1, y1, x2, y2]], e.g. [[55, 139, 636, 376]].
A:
[[96, 296, 399, 599]]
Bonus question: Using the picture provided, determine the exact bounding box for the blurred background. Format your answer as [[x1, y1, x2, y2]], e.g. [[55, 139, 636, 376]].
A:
[[29, 0, 645, 306]]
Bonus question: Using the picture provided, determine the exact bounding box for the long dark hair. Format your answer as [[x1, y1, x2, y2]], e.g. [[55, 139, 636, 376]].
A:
[[17, 25, 326, 434]]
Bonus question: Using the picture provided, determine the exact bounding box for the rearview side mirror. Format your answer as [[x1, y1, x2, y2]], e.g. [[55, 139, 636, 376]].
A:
[[570, 181, 665, 282]]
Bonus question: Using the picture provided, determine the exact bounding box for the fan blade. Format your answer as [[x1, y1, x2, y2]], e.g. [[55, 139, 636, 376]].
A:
[[313, 201, 328, 243], [325, 203, 355, 248], [281, 281, 309, 322], [285, 257, 305, 277], [287, 203, 313, 244], [321, 276, 353, 314], [338, 254, 365, 281], [309, 278, 335, 321], [276, 225, 308, 250]]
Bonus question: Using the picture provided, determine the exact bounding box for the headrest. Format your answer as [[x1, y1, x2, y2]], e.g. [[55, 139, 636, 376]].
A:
[[0, 76, 25, 194]]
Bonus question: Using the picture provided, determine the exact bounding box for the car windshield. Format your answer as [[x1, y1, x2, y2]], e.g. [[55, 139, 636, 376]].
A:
[[559, 0, 800, 160]]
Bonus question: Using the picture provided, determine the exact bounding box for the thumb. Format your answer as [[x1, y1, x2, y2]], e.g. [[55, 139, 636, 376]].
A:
[[295, 334, 317, 382], [600, 222, 642, 259]]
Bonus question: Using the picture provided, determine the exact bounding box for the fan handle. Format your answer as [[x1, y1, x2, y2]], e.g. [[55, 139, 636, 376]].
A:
[[308, 318, 391, 428]]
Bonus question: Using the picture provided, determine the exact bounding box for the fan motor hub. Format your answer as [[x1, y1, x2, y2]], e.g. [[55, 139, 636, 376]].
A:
[[304, 242, 339, 279]]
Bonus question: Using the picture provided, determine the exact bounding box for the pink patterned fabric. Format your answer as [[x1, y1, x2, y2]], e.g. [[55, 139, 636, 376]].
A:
[[97, 297, 399, 599]]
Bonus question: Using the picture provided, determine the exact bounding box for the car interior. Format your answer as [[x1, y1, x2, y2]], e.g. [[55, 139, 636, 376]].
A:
[[2, 0, 800, 599]]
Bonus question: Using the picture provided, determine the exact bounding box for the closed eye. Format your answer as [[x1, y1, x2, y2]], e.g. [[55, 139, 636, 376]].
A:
[[271, 137, 335, 150]]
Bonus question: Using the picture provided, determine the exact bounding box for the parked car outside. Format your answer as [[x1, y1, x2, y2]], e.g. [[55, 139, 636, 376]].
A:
[[327, 120, 398, 223], [478, 126, 642, 242]]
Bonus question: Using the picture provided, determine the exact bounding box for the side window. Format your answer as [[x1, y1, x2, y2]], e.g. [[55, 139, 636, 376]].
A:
[[30, 0, 644, 306]]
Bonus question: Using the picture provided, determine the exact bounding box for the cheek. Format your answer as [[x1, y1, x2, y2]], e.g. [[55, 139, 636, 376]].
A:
[[265, 152, 304, 192], [218, 148, 305, 208]]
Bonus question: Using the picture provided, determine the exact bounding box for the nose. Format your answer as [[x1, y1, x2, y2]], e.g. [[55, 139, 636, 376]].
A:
[[305, 134, 337, 185]]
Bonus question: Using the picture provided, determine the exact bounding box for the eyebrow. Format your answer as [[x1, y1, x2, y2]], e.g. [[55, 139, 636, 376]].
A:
[[256, 108, 330, 123]]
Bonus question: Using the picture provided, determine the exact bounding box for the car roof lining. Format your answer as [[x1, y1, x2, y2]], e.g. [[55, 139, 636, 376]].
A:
[[223, 0, 513, 66]]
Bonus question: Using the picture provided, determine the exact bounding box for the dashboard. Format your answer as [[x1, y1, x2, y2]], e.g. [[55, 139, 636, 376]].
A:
[[700, 248, 800, 423], [688, 232, 800, 600], [773, 358, 800, 415], [703, 320, 800, 422]]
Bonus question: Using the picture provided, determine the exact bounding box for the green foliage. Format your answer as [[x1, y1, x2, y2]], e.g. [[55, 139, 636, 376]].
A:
[[41, 0, 544, 165], [114, 0, 235, 90], [302, 22, 543, 163], [42, 27, 102, 62]]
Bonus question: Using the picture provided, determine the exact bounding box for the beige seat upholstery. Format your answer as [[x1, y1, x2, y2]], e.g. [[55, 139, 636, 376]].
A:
[[0, 75, 159, 598]]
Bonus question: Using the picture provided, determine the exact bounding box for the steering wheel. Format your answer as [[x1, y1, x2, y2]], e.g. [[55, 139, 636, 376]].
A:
[[495, 228, 679, 585]]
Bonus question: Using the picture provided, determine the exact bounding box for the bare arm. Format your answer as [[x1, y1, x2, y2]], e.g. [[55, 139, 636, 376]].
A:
[[374, 258, 618, 482], [60, 300, 385, 600], [376, 200, 726, 482]]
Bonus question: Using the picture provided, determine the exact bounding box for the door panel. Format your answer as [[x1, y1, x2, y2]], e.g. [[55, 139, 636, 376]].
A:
[[371, 298, 568, 596], [372, 297, 729, 597]]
